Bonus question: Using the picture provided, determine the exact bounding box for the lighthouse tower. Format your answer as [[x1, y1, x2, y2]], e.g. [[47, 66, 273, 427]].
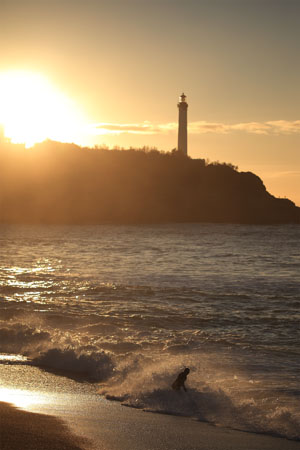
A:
[[177, 93, 188, 156]]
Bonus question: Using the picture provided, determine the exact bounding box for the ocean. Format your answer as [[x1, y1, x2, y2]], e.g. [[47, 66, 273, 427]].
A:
[[0, 223, 299, 440]]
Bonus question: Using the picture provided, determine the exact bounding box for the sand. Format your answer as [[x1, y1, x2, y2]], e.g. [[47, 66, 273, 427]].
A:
[[0, 402, 89, 450], [66, 401, 300, 450], [1, 364, 300, 450], [1, 400, 300, 450]]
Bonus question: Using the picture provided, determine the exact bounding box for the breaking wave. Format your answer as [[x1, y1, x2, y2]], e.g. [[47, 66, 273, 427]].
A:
[[0, 316, 115, 381], [0, 321, 50, 354], [32, 348, 114, 381], [0, 314, 300, 441], [100, 360, 300, 441]]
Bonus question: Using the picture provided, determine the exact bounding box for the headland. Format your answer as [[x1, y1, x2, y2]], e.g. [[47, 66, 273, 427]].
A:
[[0, 140, 299, 225]]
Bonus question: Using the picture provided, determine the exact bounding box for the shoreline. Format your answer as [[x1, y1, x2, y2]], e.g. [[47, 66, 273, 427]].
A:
[[0, 401, 89, 450], [0, 363, 300, 450], [1, 392, 300, 450]]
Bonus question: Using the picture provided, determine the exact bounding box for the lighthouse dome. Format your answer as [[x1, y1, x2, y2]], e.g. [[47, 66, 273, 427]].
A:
[[179, 93, 186, 102]]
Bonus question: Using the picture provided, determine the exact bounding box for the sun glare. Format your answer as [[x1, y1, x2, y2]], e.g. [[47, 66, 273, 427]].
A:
[[0, 71, 87, 147], [0, 387, 50, 410]]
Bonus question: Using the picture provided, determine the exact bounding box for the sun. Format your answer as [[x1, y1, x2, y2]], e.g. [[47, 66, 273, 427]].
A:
[[0, 70, 87, 147]]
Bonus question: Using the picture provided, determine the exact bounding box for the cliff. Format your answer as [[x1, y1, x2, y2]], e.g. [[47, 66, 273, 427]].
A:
[[0, 141, 299, 224]]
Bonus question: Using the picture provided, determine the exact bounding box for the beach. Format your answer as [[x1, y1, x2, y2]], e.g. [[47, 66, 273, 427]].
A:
[[1, 363, 300, 450], [0, 401, 88, 450], [1, 224, 299, 448]]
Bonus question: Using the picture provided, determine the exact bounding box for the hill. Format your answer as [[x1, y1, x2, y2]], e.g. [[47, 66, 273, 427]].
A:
[[0, 141, 299, 224]]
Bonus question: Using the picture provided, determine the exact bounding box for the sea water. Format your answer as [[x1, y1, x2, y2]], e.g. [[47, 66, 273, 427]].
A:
[[0, 224, 299, 440]]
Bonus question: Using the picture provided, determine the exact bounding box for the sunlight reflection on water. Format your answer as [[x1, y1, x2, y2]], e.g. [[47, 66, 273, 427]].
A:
[[0, 354, 27, 362], [0, 387, 51, 410]]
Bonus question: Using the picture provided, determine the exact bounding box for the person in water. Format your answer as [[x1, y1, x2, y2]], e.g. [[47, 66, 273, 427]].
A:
[[172, 368, 190, 392]]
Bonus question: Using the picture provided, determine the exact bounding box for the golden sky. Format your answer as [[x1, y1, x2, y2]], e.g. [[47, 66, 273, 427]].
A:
[[1, 0, 300, 205]]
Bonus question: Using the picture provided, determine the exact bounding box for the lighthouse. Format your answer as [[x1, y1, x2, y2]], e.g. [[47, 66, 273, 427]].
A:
[[177, 93, 188, 156]]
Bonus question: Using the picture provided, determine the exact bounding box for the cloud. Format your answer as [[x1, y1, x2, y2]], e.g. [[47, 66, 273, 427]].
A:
[[188, 121, 229, 134], [266, 120, 300, 134], [264, 170, 300, 179], [93, 120, 300, 136], [229, 122, 270, 134], [95, 122, 162, 135]]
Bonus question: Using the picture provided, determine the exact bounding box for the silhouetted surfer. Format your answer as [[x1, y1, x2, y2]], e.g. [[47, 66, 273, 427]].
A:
[[172, 368, 190, 392]]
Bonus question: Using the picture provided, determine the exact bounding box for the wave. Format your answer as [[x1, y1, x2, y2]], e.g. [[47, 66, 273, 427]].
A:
[[0, 321, 50, 354], [99, 361, 300, 441], [0, 310, 299, 440], [0, 316, 299, 440], [32, 348, 115, 382]]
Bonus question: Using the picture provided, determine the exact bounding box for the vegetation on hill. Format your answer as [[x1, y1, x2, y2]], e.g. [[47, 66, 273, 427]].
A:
[[0, 140, 299, 224]]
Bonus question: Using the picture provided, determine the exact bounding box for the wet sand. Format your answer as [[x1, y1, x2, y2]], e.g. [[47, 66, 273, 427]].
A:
[[67, 401, 300, 450], [1, 399, 300, 450], [0, 402, 89, 450], [1, 364, 300, 450]]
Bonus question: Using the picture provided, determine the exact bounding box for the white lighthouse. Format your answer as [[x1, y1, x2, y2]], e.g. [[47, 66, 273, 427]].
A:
[[177, 93, 188, 156]]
